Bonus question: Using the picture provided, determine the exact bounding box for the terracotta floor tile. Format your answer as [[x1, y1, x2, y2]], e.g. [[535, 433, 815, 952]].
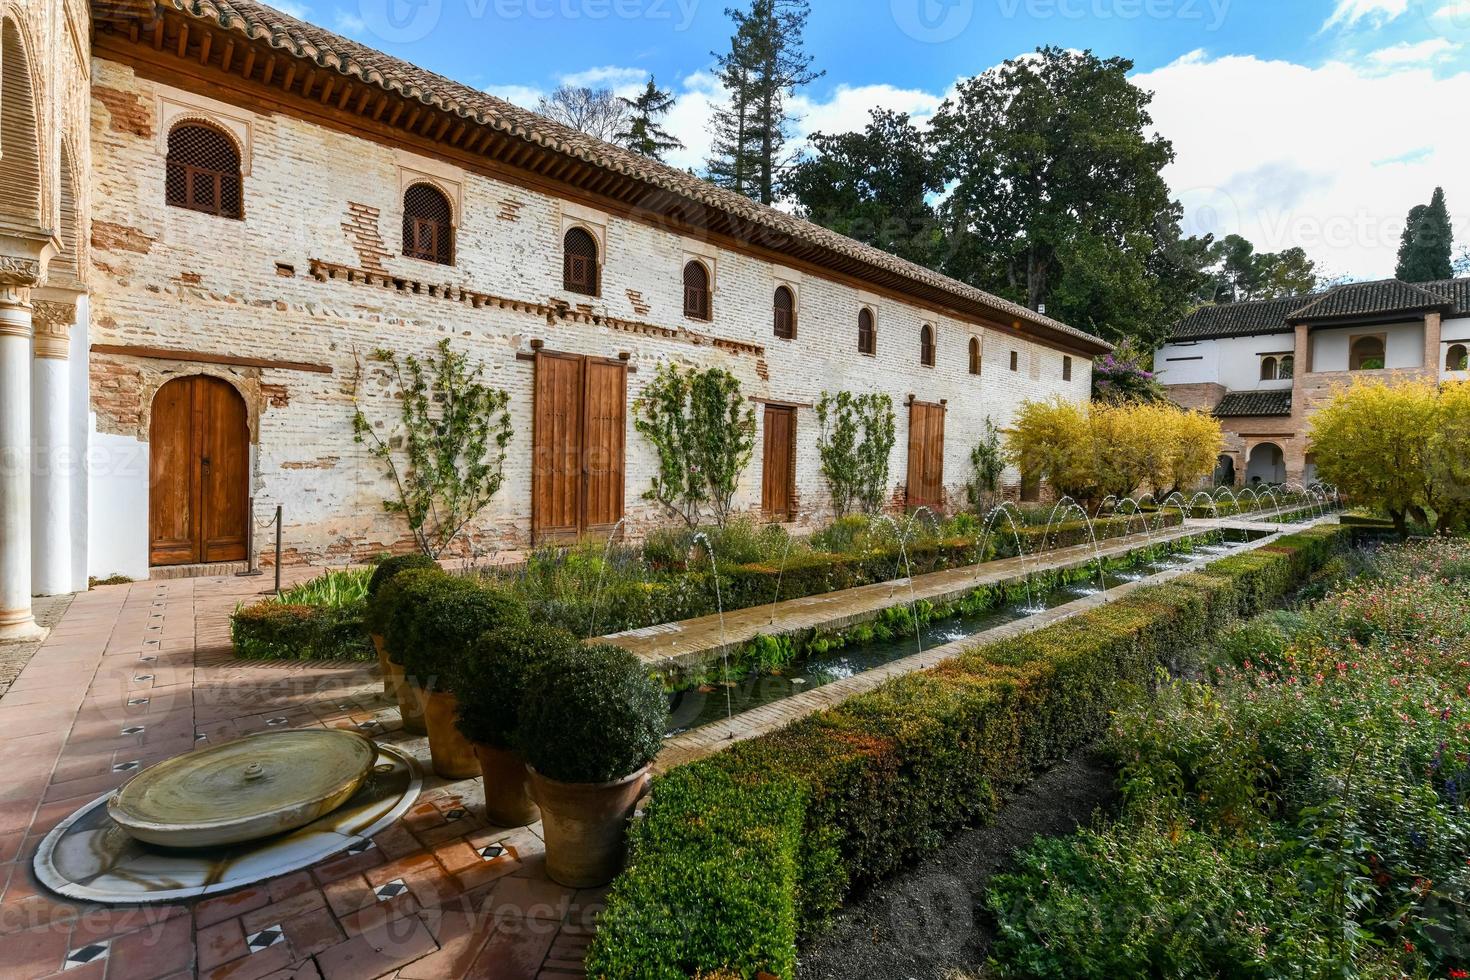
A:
[[314, 915, 437, 980], [463, 916, 557, 980], [196, 918, 248, 972]]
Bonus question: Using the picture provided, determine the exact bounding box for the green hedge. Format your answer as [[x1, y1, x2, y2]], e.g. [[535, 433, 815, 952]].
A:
[[230, 602, 374, 662], [586, 525, 1350, 979]]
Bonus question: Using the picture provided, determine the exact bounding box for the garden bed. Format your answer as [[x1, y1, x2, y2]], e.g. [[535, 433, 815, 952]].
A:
[[586, 524, 1351, 979], [230, 569, 374, 661]]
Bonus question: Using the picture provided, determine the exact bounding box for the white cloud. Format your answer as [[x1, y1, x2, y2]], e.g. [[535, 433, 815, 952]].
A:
[[1367, 38, 1460, 64], [1435, 0, 1470, 19], [331, 8, 365, 34], [274, 0, 311, 19], [1322, 0, 1409, 30], [1134, 50, 1470, 279], [557, 66, 650, 90], [485, 84, 547, 109]]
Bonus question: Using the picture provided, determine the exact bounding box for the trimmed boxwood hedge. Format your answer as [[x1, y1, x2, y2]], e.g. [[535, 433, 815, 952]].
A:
[[586, 524, 1350, 980]]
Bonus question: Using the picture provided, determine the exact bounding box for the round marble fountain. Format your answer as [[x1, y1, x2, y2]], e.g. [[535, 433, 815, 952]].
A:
[[34, 730, 422, 904]]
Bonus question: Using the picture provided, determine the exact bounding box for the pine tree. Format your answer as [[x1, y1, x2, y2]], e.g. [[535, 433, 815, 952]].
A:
[[706, 0, 823, 205], [1395, 187, 1454, 282], [617, 78, 685, 162]]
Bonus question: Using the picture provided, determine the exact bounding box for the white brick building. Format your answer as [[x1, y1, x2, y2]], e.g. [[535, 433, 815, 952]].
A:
[[0, 0, 1107, 638]]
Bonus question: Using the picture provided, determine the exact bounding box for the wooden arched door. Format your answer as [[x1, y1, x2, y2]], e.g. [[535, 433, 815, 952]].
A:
[[149, 376, 250, 566]]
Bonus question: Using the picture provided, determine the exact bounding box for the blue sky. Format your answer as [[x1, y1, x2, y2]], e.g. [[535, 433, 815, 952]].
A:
[[276, 0, 1470, 280]]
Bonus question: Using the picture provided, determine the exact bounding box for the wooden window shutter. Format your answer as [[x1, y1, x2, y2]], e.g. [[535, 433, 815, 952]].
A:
[[920, 324, 935, 367], [563, 227, 599, 296], [858, 308, 876, 355], [402, 183, 454, 265], [683, 261, 711, 320], [773, 286, 796, 339], [969, 337, 981, 375], [165, 123, 243, 219]]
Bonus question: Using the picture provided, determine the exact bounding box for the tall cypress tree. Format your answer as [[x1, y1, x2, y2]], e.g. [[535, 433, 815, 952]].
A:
[[617, 78, 685, 162], [706, 0, 823, 205], [1396, 187, 1454, 282]]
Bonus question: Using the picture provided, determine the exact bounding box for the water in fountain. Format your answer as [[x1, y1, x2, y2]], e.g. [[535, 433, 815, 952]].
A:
[[1038, 499, 1108, 595], [1186, 491, 1227, 548], [587, 517, 630, 638], [765, 528, 799, 626], [869, 513, 927, 658], [973, 502, 1037, 612], [689, 533, 735, 735], [1114, 496, 1154, 546]]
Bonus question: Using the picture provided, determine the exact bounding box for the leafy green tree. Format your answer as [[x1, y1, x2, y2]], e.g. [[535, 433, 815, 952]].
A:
[[784, 110, 945, 267], [815, 391, 896, 516], [617, 78, 685, 161], [633, 363, 756, 527], [930, 47, 1182, 346], [351, 340, 513, 558], [707, 0, 823, 205], [1201, 234, 1318, 302], [1395, 187, 1454, 282]]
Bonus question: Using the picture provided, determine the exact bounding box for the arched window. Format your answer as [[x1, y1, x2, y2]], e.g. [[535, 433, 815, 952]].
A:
[[402, 183, 454, 265], [1448, 344, 1468, 372], [1278, 354, 1294, 380], [968, 337, 981, 375], [1350, 336, 1385, 371], [1260, 356, 1277, 381], [683, 261, 711, 320], [919, 324, 935, 367], [773, 285, 795, 339], [857, 308, 876, 356], [165, 123, 242, 219], [563, 227, 599, 295]]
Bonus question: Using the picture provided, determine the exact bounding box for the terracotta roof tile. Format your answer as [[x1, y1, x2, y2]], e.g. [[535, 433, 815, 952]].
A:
[[1169, 276, 1470, 342], [1214, 389, 1293, 418], [154, 0, 1109, 353], [1286, 278, 1452, 322]]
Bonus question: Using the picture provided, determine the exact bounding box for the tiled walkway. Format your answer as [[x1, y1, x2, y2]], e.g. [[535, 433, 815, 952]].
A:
[[0, 572, 598, 980]]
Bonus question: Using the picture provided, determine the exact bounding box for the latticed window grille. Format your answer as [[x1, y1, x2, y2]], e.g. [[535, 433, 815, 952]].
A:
[[683, 261, 711, 320], [402, 183, 454, 265], [165, 124, 242, 219], [563, 227, 599, 295], [773, 286, 795, 339], [920, 324, 936, 367], [858, 308, 876, 355]]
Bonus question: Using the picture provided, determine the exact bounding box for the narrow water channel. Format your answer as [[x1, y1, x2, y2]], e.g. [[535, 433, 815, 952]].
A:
[[666, 529, 1272, 735]]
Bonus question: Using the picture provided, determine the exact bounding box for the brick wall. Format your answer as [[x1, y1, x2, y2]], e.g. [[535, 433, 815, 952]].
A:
[[86, 61, 1096, 567]]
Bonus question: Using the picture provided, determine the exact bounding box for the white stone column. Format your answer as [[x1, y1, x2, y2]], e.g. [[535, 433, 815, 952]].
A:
[[0, 268, 41, 639], [31, 299, 75, 597]]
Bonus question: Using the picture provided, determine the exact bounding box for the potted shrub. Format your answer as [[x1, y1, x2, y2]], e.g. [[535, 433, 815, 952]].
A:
[[519, 644, 668, 887], [366, 554, 439, 698], [453, 622, 581, 827], [378, 566, 447, 735], [397, 575, 528, 780]]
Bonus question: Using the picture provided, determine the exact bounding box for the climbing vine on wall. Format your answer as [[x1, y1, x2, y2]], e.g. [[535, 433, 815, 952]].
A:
[[633, 362, 756, 527], [351, 339, 513, 558], [816, 390, 896, 516]]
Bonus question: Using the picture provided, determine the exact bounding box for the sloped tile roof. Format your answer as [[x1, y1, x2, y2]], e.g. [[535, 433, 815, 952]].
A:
[[145, 0, 1109, 353], [1170, 296, 1310, 341], [1169, 276, 1470, 342], [1286, 278, 1451, 322], [1214, 389, 1293, 418]]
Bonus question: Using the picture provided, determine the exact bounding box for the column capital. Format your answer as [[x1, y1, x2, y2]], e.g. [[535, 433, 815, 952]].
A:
[[32, 301, 76, 359]]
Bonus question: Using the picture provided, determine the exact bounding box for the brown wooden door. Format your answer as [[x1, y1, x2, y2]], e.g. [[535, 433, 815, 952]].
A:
[[149, 376, 249, 566], [532, 352, 626, 542], [906, 401, 946, 511], [761, 405, 796, 522]]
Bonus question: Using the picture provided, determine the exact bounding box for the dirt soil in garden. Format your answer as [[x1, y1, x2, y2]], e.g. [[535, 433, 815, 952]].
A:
[[798, 748, 1118, 980]]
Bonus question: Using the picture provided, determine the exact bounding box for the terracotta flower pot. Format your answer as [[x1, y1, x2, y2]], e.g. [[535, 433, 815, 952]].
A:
[[528, 765, 650, 888], [473, 743, 540, 828], [394, 675, 428, 737], [424, 690, 480, 780]]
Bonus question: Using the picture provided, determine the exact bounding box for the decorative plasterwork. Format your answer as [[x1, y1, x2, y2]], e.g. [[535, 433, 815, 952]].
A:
[[156, 88, 255, 175], [0, 255, 43, 288]]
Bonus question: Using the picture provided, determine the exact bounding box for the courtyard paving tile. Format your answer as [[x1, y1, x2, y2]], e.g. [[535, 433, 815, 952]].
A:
[[0, 569, 597, 980]]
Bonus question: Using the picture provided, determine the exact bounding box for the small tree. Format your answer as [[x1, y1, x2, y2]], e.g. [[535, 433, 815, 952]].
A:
[[965, 417, 1005, 513], [1426, 380, 1470, 533], [1005, 397, 1095, 502], [351, 340, 513, 558], [617, 78, 686, 161], [1167, 408, 1225, 497], [633, 363, 756, 527], [1309, 380, 1436, 538], [816, 391, 896, 516]]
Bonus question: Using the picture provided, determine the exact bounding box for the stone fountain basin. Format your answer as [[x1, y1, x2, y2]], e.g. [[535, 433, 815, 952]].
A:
[[107, 730, 376, 848]]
